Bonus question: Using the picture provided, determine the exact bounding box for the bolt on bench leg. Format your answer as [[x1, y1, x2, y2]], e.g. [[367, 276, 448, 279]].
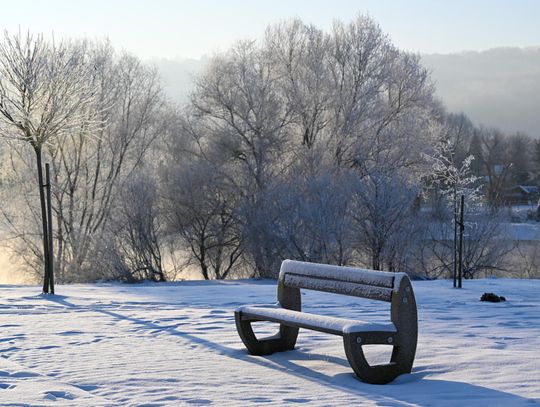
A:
[[235, 311, 299, 355]]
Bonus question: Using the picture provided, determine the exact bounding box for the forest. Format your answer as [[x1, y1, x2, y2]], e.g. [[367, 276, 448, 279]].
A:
[[0, 16, 539, 284]]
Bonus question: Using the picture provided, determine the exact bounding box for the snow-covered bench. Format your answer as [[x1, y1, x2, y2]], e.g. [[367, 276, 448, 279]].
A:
[[234, 260, 418, 384]]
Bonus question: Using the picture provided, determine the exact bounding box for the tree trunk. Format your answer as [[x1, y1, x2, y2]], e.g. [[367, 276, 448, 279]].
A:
[[36, 147, 51, 293], [46, 164, 55, 294], [372, 248, 381, 271], [201, 264, 209, 280]]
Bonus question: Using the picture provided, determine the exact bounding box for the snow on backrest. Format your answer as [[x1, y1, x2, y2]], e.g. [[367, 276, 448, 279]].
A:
[[280, 260, 405, 302]]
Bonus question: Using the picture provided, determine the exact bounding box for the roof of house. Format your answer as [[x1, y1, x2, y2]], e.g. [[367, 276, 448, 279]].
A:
[[519, 185, 539, 194]]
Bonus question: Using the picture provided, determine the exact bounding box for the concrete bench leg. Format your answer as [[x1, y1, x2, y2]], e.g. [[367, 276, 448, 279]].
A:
[[343, 331, 415, 384], [235, 311, 299, 355]]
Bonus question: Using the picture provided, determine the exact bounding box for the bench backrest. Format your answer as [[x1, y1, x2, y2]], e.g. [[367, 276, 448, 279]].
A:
[[278, 260, 407, 303]]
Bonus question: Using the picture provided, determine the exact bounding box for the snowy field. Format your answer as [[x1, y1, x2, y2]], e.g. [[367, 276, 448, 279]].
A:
[[0, 279, 539, 406]]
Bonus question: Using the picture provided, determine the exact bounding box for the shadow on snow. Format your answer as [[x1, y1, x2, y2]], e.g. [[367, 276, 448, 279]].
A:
[[41, 295, 537, 406]]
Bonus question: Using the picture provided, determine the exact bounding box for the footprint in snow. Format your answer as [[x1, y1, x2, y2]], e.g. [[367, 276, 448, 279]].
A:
[[185, 399, 212, 405], [244, 397, 272, 403], [209, 309, 228, 314], [436, 316, 461, 321], [58, 330, 84, 336], [10, 371, 40, 378], [283, 398, 312, 403], [195, 326, 222, 331], [76, 384, 99, 391], [0, 334, 25, 343], [43, 391, 75, 401]]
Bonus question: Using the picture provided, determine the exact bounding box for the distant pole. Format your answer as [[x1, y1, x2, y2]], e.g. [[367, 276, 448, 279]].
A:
[[45, 164, 55, 294], [457, 194, 465, 289], [453, 193, 458, 288]]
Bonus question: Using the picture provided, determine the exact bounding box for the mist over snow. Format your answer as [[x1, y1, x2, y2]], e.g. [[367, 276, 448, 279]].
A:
[[153, 48, 540, 138]]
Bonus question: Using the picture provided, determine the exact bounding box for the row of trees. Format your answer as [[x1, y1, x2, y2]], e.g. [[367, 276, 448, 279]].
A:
[[0, 17, 524, 284]]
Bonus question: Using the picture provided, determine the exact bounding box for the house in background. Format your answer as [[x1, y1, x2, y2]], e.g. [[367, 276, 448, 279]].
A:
[[503, 185, 539, 205]]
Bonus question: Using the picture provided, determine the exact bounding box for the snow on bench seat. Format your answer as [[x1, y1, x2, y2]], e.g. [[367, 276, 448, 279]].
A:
[[238, 305, 396, 336]]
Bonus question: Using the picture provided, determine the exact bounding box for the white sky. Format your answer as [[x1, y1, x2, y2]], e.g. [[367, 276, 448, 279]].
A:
[[0, 0, 539, 59]]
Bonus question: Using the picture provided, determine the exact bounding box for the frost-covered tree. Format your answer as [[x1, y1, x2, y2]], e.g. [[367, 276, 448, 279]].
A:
[[0, 38, 167, 283], [350, 172, 420, 271], [428, 139, 481, 209], [265, 20, 331, 149], [191, 40, 293, 191], [474, 128, 513, 206], [507, 133, 532, 185], [49, 48, 165, 282], [181, 15, 439, 277], [111, 170, 165, 282], [241, 156, 355, 277], [162, 157, 243, 280], [423, 124, 516, 281], [426, 135, 480, 283], [160, 114, 244, 280], [0, 32, 97, 291]]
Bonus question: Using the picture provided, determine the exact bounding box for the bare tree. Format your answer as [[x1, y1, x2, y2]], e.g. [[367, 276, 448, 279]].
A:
[[474, 128, 513, 206], [507, 132, 533, 185], [0, 38, 167, 283], [350, 172, 419, 270], [422, 210, 511, 279], [325, 16, 437, 175], [265, 20, 332, 149], [111, 170, 165, 282], [192, 41, 294, 191], [238, 152, 356, 278], [189, 40, 298, 276], [0, 32, 96, 292], [49, 48, 165, 282], [162, 155, 242, 280]]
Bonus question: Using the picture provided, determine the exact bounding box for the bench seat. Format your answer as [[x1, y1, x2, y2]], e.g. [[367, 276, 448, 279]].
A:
[[239, 305, 396, 336]]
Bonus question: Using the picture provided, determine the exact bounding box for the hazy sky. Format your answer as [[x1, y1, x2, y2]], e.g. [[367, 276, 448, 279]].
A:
[[1, 0, 539, 59]]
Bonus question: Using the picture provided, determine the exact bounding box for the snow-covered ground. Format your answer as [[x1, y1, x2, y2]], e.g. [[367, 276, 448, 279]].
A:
[[0, 279, 539, 406]]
